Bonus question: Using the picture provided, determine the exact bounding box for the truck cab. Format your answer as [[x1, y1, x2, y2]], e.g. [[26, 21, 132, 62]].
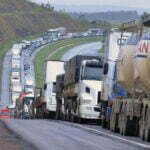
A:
[[78, 59, 103, 119]]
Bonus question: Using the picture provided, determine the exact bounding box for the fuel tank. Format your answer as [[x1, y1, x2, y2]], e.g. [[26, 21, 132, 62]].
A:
[[117, 34, 140, 92], [134, 31, 150, 91]]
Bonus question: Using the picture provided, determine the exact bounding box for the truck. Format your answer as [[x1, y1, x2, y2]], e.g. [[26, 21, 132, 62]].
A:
[[12, 56, 21, 68], [33, 60, 65, 118], [58, 55, 103, 122], [102, 14, 150, 141], [15, 93, 34, 119], [101, 30, 130, 128], [24, 77, 35, 98], [10, 83, 22, 108], [11, 68, 21, 84], [55, 74, 65, 120], [11, 44, 22, 56]]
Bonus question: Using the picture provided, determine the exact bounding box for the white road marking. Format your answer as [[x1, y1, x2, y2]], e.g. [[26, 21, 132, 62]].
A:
[[74, 124, 150, 149]]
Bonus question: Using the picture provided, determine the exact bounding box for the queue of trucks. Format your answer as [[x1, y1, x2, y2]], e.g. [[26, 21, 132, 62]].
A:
[[10, 27, 104, 118], [10, 44, 22, 109], [25, 14, 150, 142], [8, 14, 150, 142]]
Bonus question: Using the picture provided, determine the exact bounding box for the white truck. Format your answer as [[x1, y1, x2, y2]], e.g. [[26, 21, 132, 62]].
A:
[[24, 77, 35, 98], [9, 83, 22, 108], [11, 68, 21, 84], [101, 30, 130, 128], [32, 60, 65, 118], [60, 55, 103, 122], [11, 44, 22, 56], [44, 61, 65, 116]]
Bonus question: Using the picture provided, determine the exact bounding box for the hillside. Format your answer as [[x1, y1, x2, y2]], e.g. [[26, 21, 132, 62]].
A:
[[69, 11, 139, 23], [0, 0, 98, 43]]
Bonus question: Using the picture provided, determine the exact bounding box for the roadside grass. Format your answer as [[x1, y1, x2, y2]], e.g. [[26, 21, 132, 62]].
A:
[[98, 47, 105, 53], [34, 37, 104, 87]]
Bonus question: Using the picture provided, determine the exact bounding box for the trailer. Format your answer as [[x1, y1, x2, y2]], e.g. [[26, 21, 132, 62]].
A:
[[101, 30, 130, 128], [33, 60, 65, 118], [102, 14, 150, 141]]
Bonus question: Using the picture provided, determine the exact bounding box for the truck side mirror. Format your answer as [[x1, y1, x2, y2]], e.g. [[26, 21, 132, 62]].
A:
[[103, 63, 109, 75], [44, 84, 47, 90]]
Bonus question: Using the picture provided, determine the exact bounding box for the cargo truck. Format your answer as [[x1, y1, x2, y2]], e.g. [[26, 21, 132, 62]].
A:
[[24, 77, 35, 98], [11, 44, 22, 56], [102, 14, 150, 141], [9, 83, 22, 109], [33, 61, 65, 118], [101, 30, 130, 128], [59, 55, 103, 122], [15, 93, 34, 119]]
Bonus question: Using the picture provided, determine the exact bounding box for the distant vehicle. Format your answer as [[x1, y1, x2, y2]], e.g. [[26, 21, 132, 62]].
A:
[[11, 44, 22, 56], [10, 92, 20, 108], [15, 93, 34, 119], [0, 108, 11, 119], [11, 83, 22, 93], [11, 76, 21, 84]]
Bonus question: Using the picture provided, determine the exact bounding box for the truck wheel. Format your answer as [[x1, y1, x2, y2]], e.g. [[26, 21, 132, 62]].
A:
[[70, 114, 75, 122], [78, 118, 86, 124], [140, 126, 145, 140], [102, 118, 107, 128], [144, 129, 150, 141], [96, 119, 101, 125], [122, 116, 127, 136]]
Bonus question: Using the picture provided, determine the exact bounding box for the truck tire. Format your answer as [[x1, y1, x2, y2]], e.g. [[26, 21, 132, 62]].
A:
[[70, 114, 75, 122], [144, 129, 150, 141], [139, 125, 145, 140]]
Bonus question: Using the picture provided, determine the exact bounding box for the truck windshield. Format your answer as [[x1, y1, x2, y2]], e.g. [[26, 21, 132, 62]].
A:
[[23, 97, 34, 105], [25, 85, 33, 88], [83, 66, 103, 81]]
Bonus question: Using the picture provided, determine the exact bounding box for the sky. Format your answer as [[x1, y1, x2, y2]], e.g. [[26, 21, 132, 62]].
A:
[[30, 0, 150, 9]]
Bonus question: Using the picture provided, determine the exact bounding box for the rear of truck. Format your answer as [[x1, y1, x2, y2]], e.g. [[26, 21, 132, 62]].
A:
[[44, 60, 65, 117], [101, 31, 130, 128]]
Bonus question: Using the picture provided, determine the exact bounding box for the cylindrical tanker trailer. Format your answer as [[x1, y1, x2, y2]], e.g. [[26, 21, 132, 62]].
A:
[[104, 15, 150, 141], [109, 14, 150, 141]]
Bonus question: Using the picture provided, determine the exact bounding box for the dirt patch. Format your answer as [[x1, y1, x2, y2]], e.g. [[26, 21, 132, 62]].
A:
[[0, 120, 36, 150]]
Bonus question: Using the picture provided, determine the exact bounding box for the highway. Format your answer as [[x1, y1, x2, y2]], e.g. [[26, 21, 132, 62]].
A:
[[0, 50, 12, 108], [3, 119, 147, 150], [1, 40, 150, 150], [61, 42, 102, 61]]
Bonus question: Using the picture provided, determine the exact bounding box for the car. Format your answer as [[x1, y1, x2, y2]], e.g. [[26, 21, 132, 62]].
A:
[[0, 108, 11, 119]]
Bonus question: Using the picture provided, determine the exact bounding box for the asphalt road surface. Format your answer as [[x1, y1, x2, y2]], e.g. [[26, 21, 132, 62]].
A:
[[3, 119, 147, 150], [1, 41, 150, 150], [61, 42, 102, 61], [0, 121, 35, 150], [0, 50, 12, 108]]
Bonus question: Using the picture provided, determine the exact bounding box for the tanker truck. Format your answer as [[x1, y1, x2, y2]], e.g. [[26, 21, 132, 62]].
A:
[[60, 55, 103, 122], [101, 30, 130, 128], [102, 14, 150, 141]]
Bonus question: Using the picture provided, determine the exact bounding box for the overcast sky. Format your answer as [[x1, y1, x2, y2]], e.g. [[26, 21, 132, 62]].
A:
[[30, 0, 150, 9]]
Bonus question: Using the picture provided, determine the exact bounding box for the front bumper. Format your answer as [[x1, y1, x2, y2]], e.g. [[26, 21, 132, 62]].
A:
[[79, 105, 100, 119]]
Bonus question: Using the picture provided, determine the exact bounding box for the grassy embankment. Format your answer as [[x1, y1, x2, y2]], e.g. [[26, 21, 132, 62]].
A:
[[34, 37, 104, 88]]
